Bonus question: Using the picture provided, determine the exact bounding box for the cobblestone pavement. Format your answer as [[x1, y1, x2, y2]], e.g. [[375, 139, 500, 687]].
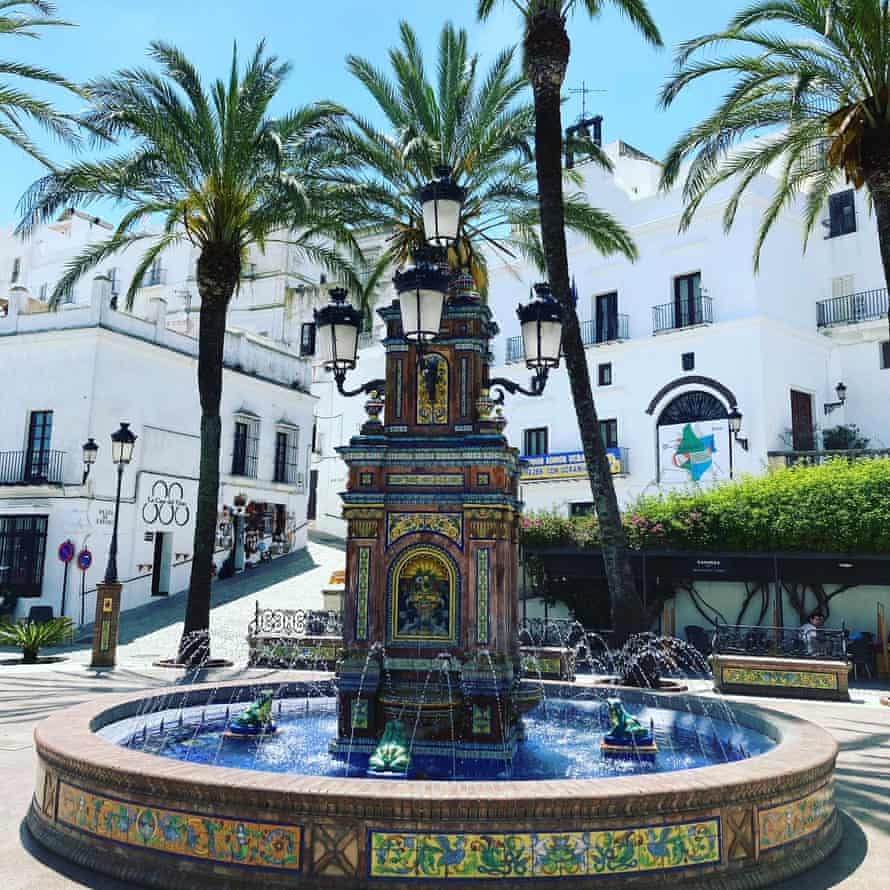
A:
[[0, 537, 887, 888]]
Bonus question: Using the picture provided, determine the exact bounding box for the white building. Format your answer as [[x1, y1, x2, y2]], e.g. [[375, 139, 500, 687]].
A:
[[307, 138, 890, 536], [0, 274, 315, 623]]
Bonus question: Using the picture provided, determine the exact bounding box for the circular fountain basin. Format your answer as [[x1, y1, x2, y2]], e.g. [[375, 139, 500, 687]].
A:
[[29, 678, 840, 889]]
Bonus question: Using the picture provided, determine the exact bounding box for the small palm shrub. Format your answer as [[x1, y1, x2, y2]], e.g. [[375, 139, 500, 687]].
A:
[[0, 617, 73, 663]]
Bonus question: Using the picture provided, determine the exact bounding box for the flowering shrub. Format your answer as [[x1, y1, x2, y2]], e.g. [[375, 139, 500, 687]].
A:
[[520, 458, 890, 554]]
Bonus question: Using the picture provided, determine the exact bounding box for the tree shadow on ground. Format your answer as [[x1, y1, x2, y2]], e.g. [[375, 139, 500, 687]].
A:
[[70, 547, 318, 648]]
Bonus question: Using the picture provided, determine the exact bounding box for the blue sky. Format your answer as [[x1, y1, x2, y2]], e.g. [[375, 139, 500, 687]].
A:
[[0, 0, 737, 225]]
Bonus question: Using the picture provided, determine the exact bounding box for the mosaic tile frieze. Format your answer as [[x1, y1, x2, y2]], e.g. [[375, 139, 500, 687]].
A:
[[387, 473, 464, 488], [476, 548, 490, 643], [387, 512, 463, 548], [722, 666, 838, 690], [57, 781, 302, 871], [758, 784, 835, 851], [356, 547, 371, 640], [369, 819, 721, 879]]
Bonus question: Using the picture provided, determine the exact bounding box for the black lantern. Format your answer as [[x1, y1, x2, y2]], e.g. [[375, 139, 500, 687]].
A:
[[517, 282, 563, 371], [824, 381, 847, 414], [314, 287, 362, 372], [419, 165, 466, 247], [110, 422, 137, 465], [728, 406, 748, 451], [82, 437, 99, 483], [393, 255, 451, 343]]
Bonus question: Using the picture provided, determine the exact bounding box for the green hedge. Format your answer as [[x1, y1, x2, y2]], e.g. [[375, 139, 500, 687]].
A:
[[519, 458, 890, 554]]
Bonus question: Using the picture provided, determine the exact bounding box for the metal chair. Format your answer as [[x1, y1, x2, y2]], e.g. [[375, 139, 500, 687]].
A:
[[27, 605, 54, 624]]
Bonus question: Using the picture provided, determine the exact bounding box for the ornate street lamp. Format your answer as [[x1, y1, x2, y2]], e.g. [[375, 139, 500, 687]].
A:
[[490, 282, 563, 402], [393, 252, 451, 344], [82, 437, 99, 483], [104, 422, 137, 584], [419, 165, 466, 247], [314, 287, 385, 398], [727, 406, 749, 451], [824, 381, 847, 415]]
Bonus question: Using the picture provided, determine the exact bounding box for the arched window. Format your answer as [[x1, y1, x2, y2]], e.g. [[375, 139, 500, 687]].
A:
[[657, 390, 728, 426]]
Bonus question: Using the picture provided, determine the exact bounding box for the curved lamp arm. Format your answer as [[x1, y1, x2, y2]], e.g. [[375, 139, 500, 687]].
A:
[[488, 367, 550, 404], [333, 368, 386, 398]]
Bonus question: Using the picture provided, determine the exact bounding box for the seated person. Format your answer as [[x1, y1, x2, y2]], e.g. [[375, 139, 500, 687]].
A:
[[799, 610, 825, 654]]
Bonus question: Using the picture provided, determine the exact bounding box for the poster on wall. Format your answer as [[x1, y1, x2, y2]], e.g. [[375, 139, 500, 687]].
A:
[[658, 420, 730, 484]]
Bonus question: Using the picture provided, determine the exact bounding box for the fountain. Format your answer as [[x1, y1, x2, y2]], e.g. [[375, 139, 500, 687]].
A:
[[28, 220, 841, 886]]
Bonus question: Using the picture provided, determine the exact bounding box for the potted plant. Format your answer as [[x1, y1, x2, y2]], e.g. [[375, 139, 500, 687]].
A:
[[0, 617, 74, 663]]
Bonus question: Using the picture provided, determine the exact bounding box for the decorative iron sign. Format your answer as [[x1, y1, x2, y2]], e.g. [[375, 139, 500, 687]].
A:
[[141, 479, 191, 527]]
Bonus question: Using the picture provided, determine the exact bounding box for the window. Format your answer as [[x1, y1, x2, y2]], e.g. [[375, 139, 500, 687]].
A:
[[523, 427, 548, 456], [597, 362, 612, 386], [594, 291, 618, 343], [232, 418, 259, 477], [682, 352, 695, 371], [828, 189, 856, 237], [831, 275, 854, 298], [25, 411, 53, 482], [144, 257, 165, 287], [300, 322, 316, 356], [569, 502, 594, 517], [273, 428, 300, 484], [39, 283, 48, 301], [108, 267, 120, 296], [673, 272, 703, 327], [10, 257, 20, 283], [599, 418, 618, 449], [881, 341, 890, 370], [0, 515, 48, 596]]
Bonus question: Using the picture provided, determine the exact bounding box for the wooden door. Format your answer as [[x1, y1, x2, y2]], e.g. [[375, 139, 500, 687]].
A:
[[790, 390, 814, 451]]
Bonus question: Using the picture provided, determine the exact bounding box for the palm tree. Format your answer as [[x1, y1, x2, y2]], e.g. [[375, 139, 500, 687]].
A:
[[661, 0, 890, 293], [324, 20, 635, 296], [18, 42, 358, 665], [477, 1, 662, 642], [0, 1, 83, 163]]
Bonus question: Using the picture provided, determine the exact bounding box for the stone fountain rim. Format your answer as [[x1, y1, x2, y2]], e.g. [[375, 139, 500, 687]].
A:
[[34, 676, 837, 812]]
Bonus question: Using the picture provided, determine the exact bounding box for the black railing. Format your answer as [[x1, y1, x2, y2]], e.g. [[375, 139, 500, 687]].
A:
[[714, 622, 846, 661], [581, 314, 629, 345], [816, 288, 888, 327], [652, 296, 713, 334], [248, 605, 343, 638], [0, 450, 65, 485]]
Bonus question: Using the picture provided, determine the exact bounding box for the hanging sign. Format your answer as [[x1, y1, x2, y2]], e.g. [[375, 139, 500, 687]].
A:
[[77, 549, 93, 571], [58, 540, 75, 563]]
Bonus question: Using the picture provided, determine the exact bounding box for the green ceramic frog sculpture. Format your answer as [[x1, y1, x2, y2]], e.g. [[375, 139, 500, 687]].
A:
[[368, 719, 412, 774]]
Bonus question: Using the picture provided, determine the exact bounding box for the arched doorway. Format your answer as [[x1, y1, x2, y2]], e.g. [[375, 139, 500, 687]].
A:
[[656, 390, 732, 483]]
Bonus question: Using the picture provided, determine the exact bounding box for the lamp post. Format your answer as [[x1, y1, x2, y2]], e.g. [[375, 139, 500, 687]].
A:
[[419, 165, 466, 247], [82, 438, 99, 484], [727, 407, 749, 451], [103, 422, 137, 584], [91, 422, 136, 669]]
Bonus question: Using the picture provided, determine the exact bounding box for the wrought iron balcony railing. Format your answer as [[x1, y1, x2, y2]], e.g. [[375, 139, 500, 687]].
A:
[[767, 448, 890, 468], [652, 296, 713, 334], [0, 450, 65, 485], [714, 622, 846, 661], [505, 335, 525, 364], [581, 314, 629, 345], [816, 288, 888, 327]]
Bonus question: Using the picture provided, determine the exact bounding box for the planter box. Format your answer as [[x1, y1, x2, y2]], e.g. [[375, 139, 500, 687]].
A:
[[711, 653, 849, 701], [520, 646, 575, 681], [248, 633, 342, 669]]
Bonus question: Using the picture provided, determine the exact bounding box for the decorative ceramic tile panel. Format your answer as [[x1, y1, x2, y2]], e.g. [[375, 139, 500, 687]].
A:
[[351, 698, 369, 730], [369, 819, 720, 879], [356, 547, 371, 640], [417, 354, 449, 425], [394, 359, 403, 418], [522, 655, 562, 676], [387, 473, 464, 487], [722, 666, 837, 690], [460, 357, 469, 417], [387, 513, 462, 547], [758, 784, 834, 851], [476, 548, 490, 643], [472, 704, 491, 735], [57, 781, 302, 871]]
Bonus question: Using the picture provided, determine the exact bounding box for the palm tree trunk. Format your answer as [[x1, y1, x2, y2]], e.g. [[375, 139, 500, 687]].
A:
[[866, 164, 890, 321], [178, 247, 237, 665], [525, 11, 647, 644]]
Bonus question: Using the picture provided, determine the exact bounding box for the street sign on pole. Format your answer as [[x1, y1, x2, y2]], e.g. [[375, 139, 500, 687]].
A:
[[58, 540, 75, 563], [77, 549, 93, 571]]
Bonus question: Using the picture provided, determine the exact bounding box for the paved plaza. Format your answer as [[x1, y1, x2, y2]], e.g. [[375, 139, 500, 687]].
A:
[[0, 535, 887, 889]]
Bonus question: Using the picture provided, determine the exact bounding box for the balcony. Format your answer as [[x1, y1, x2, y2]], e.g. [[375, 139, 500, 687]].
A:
[[652, 296, 713, 334], [817, 288, 888, 328], [0, 450, 65, 485], [581, 315, 629, 345]]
